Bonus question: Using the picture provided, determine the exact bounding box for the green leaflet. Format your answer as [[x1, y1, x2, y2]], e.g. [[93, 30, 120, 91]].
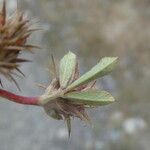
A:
[[59, 51, 76, 88], [62, 90, 115, 106], [66, 57, 118, 91]]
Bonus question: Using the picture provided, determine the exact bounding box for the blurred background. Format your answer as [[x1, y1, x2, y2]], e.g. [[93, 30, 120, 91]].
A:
[[0, 0, 149, 149]]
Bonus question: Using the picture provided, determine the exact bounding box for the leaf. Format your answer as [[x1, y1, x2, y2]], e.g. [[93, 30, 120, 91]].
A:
[[62, 90, 115, 106], [66, 57, 118, 91], [59, 51, 77, 88]]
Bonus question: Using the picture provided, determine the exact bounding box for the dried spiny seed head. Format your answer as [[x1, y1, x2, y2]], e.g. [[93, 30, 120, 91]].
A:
[[0, 0, 38, 88]]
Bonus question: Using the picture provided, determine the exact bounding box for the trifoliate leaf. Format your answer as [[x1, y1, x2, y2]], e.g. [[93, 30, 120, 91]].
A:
[[59, 51, 76, 88], [62, 90, 115, 106], [66, 57, 118, 91]]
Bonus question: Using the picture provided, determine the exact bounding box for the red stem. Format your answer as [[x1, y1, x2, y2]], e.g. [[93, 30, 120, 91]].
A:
[[0, 89, 39, 106]]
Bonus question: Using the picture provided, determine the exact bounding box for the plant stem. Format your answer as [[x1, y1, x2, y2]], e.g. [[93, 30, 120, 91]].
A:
[[0, 89, 39, 106], [39, 89, 63, 105]]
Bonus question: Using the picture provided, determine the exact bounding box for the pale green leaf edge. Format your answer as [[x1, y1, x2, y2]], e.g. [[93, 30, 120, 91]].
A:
[[66, 57, 118, 91], [59, 51, 76, 88], [62, 90, 115, 106]]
